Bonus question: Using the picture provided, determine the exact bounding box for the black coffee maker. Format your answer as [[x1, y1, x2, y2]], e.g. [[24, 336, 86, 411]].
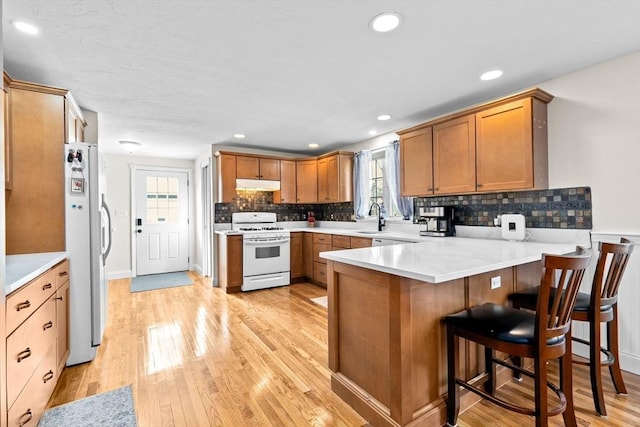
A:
[[416, 206, 456, 237]]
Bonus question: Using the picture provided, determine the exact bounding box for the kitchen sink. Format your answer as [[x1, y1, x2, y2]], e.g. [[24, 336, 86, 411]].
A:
[[356, 230, 386, 234]]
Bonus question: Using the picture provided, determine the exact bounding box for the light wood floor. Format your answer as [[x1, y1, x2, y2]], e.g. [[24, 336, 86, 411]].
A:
[[48, 272, 640, 426]]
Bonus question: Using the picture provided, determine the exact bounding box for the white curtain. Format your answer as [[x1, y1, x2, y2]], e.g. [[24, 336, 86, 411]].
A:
[[353, 150, 371, 219], [384, 142, 413, 219]]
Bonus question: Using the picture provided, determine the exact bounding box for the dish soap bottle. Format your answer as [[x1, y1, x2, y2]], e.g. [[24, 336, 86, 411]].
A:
[[308, 211, 315, 228]]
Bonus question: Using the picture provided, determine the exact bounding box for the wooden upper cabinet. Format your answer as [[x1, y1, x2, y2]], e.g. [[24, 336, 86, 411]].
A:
[[217, 153, 237, 203], [400, 127, 433, 197], [259, 158, 280, 180], [296, 159, 318, 203], [274, 159, 296, 204], [433, 114, 476, 195], [476, 97, 548, 192], [6, 82, 66, 254], [236, 155, 280, 180], [236, 155, 260, 179], [399, 88, 552, 197], [317, 152, 353, 203]]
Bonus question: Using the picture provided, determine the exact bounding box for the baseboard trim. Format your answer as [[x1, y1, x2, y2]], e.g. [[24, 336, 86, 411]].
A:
[[108, 270, 132, 280]]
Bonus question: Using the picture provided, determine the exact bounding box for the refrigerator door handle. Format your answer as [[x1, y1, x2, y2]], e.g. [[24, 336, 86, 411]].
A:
[[101, 194, 113, 265]]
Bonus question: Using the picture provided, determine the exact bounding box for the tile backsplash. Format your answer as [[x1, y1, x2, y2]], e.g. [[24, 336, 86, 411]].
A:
[[214, 190, 354, 223], [215, 186, 592, 230], [414, 186, 592, 229]]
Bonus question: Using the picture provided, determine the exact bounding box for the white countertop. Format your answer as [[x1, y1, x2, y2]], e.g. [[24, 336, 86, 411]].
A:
[[320, 237, 578, 283], [5, 252, 68, 295]]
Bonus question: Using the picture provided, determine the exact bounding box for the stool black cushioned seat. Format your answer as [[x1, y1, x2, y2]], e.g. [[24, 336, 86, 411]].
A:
[[509, 238, 633, 417], [444, 248, 591, 427]]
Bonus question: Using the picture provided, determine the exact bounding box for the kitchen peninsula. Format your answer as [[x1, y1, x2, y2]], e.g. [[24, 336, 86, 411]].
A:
[[320, 238, 577, 427]]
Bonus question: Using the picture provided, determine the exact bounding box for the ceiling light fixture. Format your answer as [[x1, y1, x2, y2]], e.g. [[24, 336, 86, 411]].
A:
[[370, 12, 401, 33], [369, 130, 378, 136], [377, 114, 391, 121], [233, 133, 246, 139], [119, 140, 142, 153], [308, 143, 319, 149], [480, 69, 503, 81], [12, 20, 39, 35]]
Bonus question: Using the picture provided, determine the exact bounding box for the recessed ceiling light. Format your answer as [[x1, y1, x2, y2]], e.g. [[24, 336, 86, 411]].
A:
[[369, 130, 378, 136], [377, 114, 392, 121], [233, 133, 246, 139], [480, 69, 503, 81], [12, 20, 39, 35], [308, 143, 319, 149], [370, 12, 401, 33]]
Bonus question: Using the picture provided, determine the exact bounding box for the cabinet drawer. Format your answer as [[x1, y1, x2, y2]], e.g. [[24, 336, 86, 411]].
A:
[[8, 343, 57, 427], [313, 243, 331, 264], [7, 295, 57, 407], [6, 269, 56, 335], [54, 259, 70, 288], [314, 262, 327, 284], [312, 233, 331, 244], [350, 237, 372, 248], [332, 235, 350, 249]]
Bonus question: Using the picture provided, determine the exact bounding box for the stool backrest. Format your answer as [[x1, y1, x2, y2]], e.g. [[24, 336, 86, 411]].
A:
[[537, 246, 592, 344], [593, 237, 634, 308]]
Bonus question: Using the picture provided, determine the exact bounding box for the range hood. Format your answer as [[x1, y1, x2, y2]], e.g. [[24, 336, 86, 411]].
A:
[[235, 178, 281, 191]]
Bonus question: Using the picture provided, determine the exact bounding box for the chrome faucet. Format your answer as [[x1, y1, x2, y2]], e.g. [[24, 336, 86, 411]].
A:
[[369, 202, 385, 232]]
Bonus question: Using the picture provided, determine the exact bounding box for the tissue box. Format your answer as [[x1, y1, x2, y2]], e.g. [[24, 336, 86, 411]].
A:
[[501, 214, 526, 241]]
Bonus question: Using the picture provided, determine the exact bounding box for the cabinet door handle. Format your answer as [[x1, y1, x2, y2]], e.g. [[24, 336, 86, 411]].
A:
[[43, 370, 55, 383], [43, 321, 54, 330], [18, 409, 33, 426], [16, 300, 31, 311], [56, 296, 64, 301], [17, 348, 32, 362], [42, 283, 53, 290], [58, 271, 69, 277], [477, 183, 484, 188]]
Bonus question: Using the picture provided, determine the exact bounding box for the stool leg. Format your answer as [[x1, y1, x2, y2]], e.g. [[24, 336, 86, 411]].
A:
[[590, 317, 607, 416], [607, 305, 627, 394], [534, 355, 549, 427], [447, 326, 460, 426], [484, 346, 496, 395], [561, 330, 577, 427]]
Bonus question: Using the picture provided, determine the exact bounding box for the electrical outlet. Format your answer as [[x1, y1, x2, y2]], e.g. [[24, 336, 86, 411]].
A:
[[491, 276, 501, 290]]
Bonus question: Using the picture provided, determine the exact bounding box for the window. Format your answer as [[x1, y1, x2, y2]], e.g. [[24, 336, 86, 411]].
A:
[[369, 151, 401, 218], [146, 176, 180, 223]]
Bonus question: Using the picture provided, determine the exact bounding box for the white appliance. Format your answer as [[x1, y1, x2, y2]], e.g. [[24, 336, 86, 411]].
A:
[[501, 214, 526, 241], [231, 212, 290, 291], [64, 143, 112, 365]]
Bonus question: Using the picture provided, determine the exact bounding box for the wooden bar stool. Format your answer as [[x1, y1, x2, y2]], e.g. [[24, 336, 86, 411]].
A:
[[444, 248, 591, 427], [509, 238, 634, 416]]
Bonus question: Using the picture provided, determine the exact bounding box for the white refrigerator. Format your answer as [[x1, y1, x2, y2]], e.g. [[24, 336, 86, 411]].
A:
[[64, 143, 112, 365]]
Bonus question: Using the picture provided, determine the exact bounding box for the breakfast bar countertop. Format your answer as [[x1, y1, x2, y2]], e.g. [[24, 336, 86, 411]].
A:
[[320, 237, 578, 284], [5, 251, 68, 295]]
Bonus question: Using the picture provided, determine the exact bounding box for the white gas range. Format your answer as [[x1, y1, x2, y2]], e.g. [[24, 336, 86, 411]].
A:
[[231, 212, 291, 292]]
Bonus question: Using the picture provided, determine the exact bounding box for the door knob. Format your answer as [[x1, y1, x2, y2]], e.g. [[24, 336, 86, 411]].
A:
[[137, 229, 142, 233]]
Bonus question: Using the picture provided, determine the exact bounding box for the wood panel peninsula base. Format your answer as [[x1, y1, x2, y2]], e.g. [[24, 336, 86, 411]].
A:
[[323, 239, 577, 427]]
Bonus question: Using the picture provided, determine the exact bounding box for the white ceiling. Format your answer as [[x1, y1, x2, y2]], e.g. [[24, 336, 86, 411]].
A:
[[3, 1, 640, 160]]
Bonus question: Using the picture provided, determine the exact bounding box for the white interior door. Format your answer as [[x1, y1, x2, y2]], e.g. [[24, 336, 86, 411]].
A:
[[134, 169, 189, 275]]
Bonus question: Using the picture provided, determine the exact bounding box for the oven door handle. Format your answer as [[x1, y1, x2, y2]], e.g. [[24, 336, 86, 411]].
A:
[[244, 237, 290, 245]]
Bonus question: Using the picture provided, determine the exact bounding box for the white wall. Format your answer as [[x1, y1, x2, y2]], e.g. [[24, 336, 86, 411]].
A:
[[103, 153, 195, 279], [192, 148, 213, 278], [540, 50, 640, 233]]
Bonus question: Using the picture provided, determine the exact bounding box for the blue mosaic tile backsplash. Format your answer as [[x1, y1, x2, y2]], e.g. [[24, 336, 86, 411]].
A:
[[214, 186, 592, 230]]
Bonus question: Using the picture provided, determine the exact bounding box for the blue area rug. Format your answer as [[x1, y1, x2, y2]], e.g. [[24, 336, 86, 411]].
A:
[[130, 271, 193, 293], [39, 385, 137, 427]]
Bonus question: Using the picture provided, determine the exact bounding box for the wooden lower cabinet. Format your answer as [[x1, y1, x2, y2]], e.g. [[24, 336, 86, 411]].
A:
[[290, 232, 305, 281], [4, 259, 69, 427], [327, 260, 539, 427], [218, 234, 243, 293]]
